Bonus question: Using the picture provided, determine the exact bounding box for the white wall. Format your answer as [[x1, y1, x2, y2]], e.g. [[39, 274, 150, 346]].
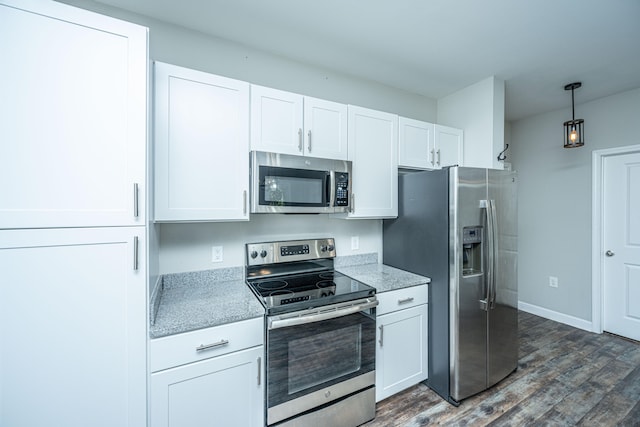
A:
[[59, 0, 438, 274], [510, 88, 640, 323], [437, 76, 505, 169]]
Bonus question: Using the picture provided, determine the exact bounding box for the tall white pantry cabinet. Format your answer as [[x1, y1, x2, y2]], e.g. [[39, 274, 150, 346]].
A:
[[0, 1, 148, 426]]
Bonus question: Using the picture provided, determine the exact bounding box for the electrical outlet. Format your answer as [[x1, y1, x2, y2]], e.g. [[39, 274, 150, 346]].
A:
[[211, 246, 223, 263], [351, 236, 359, 250], [549, 276, 558, 288]]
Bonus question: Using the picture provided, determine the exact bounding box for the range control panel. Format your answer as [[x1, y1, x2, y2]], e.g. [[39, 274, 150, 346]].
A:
[[246, 238, 336, 266]]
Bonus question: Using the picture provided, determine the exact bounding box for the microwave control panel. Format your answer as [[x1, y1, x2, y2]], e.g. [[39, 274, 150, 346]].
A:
[[334, 173, 349, 206]]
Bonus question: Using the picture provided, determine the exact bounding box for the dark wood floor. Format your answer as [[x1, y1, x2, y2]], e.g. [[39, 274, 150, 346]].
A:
[[364, 311, 640, 426]]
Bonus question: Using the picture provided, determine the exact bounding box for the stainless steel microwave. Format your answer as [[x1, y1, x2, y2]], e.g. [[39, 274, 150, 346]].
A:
[[250, 151, 352, 214]]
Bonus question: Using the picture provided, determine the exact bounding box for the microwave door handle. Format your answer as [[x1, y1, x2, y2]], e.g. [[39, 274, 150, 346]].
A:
[[328, 171, 335, 207]]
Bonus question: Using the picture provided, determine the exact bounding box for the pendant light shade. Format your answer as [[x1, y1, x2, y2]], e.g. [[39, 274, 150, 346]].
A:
[[564, 82, 584, 148]]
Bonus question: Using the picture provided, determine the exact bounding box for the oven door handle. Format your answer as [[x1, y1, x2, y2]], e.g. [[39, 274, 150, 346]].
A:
[[268, 299, 378, 330]]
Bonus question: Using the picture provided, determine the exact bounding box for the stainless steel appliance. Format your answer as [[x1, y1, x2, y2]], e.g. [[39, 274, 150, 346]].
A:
[[383, 167, 518, 405], [250, 151, 352, 214], [245, 238, 377, 427]]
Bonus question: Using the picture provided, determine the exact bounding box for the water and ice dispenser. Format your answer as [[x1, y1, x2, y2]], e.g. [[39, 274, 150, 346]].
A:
[[462, 226, 483, 276]]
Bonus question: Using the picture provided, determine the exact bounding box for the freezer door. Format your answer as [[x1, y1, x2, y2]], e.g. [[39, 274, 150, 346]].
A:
[[487, 169, 518, 387], [449, 167, 488, 401]]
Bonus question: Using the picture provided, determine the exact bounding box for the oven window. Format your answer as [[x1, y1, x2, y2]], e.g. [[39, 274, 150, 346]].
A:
[[264, 176, 323, 204], [287, 324, 361, 394]]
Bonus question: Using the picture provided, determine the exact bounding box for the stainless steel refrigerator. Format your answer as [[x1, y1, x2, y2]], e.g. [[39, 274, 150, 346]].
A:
[[383, 166, 518, 405]]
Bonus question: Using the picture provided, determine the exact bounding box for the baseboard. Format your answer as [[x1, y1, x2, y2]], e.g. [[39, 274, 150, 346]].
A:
[[518, 301, 594, 332]]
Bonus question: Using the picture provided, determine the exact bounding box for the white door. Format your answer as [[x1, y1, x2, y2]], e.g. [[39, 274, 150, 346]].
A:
[[398, 117, 434, 170], [303, 96, 348, 160], [250, 85, 303, 155], [150, 346, 264, 427], [0, 0, 147, 228], [0, 227, 147, 427], [434, 124, 463, 169], [154, 62, 250, 221], [603, 151, 640, 341], [347, 105, 398, 218]]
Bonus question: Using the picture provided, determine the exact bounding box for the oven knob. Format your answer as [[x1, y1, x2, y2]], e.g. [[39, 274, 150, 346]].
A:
[[250, 250, 258, 259], [260, 250, 268, 258], [320, 245, 328, 252], [327, 244, 335, 252]]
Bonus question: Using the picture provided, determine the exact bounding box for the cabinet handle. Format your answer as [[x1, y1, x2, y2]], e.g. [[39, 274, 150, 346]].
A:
[[196, 339, 229, 352], [243, 190, 247, 215], [398, 297, 414, 305], [437, 149, 441, 166], [133, 183, 139, 218], [133, 236, 139, 271], [379, 325, 384, 347], [257, 357, 262, 386], [430, 149, 435, 166], [308, 130, 312, 152], [298, 128, 303, 152]]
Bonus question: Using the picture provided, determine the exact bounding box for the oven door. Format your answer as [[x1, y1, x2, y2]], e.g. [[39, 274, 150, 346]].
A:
[[266, 298, 377, 425]]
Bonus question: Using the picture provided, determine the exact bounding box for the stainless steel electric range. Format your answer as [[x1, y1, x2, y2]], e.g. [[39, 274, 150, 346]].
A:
[[246, 238, 378, 427]]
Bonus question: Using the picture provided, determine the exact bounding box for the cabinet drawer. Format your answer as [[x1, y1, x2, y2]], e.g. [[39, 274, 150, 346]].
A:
[[150, 317, 263, 372], [377, 285, 428, 315]]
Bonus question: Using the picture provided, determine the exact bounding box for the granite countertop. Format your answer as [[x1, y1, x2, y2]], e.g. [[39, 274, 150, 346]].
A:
[[149, 267, 264, 339], [149, 253, 430, 339], [336, 255, 430, 293]]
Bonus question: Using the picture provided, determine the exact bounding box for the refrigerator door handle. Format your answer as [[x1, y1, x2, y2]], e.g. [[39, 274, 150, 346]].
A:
[[480, 199, 497, 310], [487, 199, 498, 309]]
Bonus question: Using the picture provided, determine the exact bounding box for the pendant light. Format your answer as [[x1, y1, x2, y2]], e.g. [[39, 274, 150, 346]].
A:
[[563, 82, 584, 148]]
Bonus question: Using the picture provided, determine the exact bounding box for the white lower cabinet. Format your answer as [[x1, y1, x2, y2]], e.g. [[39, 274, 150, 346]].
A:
[[149, 318, 264, 427], [0, 227, 147, 427], [375, 285, 428, 402]]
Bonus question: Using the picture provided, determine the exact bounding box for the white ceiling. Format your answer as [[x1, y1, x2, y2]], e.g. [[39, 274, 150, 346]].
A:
[[96, 0, 640, 121]]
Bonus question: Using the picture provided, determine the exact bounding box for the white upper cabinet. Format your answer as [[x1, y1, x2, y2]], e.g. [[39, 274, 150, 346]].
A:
[[250, 85, 347, 160], [303, 96, 348, 160], [434, 124, 463, 169], [346, 105, 398, 218], [0, 0, 147, 229], [154, 62, 250, 222], [398, 118, 463, 170], [398, 117, 434, 169]]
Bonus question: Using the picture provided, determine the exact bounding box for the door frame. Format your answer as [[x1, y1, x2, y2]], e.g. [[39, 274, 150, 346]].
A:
[[591, 144, 640, 333]]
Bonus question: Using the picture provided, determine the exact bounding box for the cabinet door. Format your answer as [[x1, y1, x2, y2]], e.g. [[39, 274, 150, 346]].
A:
[[0, 227, 147, 427], [303, 96, 348, 160], [0, 0, 147, 228], [250, 85, 303, 155], [154, 62, 250, 221], [376, 304, 428, 402], [150, 346, 264, 427], [398, 117, 435, 169], [347, 105, 398, 218], [434, 124, 463, 168]]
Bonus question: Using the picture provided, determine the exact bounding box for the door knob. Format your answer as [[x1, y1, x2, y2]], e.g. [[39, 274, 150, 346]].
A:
[[605, 250, 615, 257]]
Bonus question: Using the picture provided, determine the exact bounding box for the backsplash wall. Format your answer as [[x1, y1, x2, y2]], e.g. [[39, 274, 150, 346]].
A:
[[159, 215, 382, 274]]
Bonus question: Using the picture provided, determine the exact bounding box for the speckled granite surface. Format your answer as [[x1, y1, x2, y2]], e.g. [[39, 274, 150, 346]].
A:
[[337, 260, 430, 293], [150, 267, 264, 339]]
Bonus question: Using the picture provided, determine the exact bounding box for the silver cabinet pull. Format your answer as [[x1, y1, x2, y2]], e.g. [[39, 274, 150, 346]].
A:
[[430, 149, 435, 166], [308, 130, 312, 152], [196, 339, 229, 352], [257, 357, 262, 386], [605, 250, 615, 257], [436, 149, 441, 166], [379, 325, 384, 347], [298, 128, 303, 152], [133, 236, 139, 271], [133, 183, 139, 218], [243, 190, 247, 215], [398, 297, 414, 305]]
